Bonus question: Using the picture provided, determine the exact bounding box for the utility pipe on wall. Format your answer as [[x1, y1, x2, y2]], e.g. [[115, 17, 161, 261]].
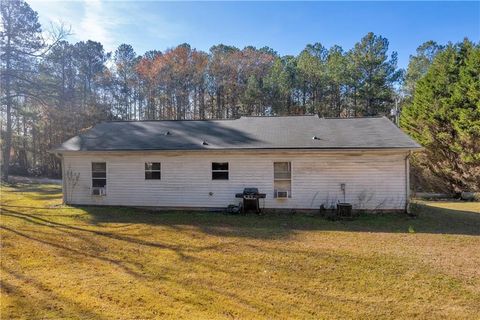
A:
[[405, 151, 412, 213]]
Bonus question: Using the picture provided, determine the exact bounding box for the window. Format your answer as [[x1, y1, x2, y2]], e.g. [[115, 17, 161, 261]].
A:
[[145, 162, 161, 180], [212, 162, 229, 180], [274, 162, 291, 198], [92, 162, 106, 188]]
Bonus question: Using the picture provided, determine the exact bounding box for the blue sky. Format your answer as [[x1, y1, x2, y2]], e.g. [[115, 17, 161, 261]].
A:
[[30, 1, 479, 69]]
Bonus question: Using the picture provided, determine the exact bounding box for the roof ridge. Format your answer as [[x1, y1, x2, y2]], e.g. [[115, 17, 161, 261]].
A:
[[102, 115, 387, 123], [321, 116, 386, 119], [240, 114, 318, 118], [102, 118, 238, 123]]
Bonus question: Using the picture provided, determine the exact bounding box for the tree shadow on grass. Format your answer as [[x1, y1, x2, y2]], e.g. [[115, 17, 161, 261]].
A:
[[70, 203, 480, 237], [4, 183, 63, 201], [1, 208, 241, 284], [2, 182, 479, 238], [0, 227, 400, 320], [0, 266, 107, 320], [2, 200, 480, 317], [1, 207, 229, 263]]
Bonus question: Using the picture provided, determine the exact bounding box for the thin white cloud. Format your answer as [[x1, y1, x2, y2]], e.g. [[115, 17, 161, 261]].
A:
[[78, 0, 118, 50], [29, 0, 190, 54], [110, 1, 188, 43]]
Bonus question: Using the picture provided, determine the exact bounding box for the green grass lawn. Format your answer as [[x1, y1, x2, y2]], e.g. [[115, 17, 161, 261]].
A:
[[1, 183, 479, 319]]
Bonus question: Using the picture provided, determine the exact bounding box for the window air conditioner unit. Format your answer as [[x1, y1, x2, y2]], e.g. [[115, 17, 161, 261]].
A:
[[92, 187, 106, 196], [275, 190, 289, 198]]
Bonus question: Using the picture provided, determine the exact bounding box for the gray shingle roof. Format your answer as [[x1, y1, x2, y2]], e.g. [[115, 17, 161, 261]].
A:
[[54, 115, 421, 152]]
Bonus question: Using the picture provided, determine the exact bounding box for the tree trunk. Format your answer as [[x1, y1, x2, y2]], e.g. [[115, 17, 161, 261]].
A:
[[199, 87, 205, 120], [2, 23, 12, 181], [216, 87, 222, 119], [32, 125, 37, 168], [21, 114, 29, 171], [353, 86, 357, 117]]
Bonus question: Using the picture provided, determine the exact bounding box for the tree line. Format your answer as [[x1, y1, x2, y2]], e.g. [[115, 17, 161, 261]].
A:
[[1, 0, 478, 193]]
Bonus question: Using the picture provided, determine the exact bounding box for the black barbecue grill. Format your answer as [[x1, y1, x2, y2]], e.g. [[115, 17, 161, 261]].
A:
[[235, 188, 266, 213]]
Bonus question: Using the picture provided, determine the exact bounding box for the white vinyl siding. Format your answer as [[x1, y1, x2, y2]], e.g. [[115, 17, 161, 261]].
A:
[[62, 150, 408, 210]]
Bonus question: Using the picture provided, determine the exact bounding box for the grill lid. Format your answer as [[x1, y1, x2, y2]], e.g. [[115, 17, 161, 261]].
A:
[[243, 187, 259, 195]]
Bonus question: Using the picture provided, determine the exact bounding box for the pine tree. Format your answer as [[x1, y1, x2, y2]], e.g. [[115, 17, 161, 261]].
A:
[[348, 32, 402, 116], [404, 41, 443, 98], [114, 44, 137, 120], [401, 39, 480, 192]]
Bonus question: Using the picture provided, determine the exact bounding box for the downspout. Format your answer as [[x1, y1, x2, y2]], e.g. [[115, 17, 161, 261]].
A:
[[405, 151, 412, 214]]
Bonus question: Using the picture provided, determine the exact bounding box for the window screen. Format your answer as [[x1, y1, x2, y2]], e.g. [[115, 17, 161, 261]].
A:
[[92, 162, 106, 188], [274, 162, 291, 198]]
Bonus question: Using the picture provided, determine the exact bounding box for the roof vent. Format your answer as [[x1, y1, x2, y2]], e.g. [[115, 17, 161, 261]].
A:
[[312, 136, 320, 140], [202, 141, 209, 146], [164, 131, 171, 136]]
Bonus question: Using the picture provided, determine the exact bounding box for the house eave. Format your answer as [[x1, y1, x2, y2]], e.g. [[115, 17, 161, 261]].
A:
[[52, 147, 422, 156]]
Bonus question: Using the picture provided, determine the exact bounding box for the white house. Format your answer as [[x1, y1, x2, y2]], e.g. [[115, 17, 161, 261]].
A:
[[53, 115, 421, 211]]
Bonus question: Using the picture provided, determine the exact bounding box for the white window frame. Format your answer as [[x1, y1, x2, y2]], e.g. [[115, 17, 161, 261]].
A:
[[273, 161, 292, 198], [212, 162, 229, 180], [145, 162, 161, 180]]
